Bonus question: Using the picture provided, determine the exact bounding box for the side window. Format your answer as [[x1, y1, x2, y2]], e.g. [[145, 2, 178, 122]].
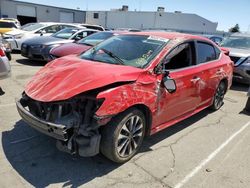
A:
[[215, 46, 221, 59], [93, 13, 99, 19], [197, 42, 216, 64], [164, 42, 195, 70], [73, 31, 88, 40]]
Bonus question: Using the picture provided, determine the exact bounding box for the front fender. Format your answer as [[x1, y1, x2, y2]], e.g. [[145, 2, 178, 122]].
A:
[[95, 81, 159, 117]]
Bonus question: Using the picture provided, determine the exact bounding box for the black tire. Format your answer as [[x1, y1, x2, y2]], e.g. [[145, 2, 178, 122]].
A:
[[100, 108, 146, 163], [210, 81, 226, 110]]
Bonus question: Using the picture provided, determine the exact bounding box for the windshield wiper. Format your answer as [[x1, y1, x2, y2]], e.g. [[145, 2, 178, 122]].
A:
[[100, 48, 125, 65]]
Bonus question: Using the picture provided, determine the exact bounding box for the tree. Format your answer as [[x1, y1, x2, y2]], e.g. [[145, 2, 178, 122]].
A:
[[229, 24, 240, 33]]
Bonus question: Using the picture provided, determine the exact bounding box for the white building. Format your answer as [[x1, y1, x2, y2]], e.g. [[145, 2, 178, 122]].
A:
[[86, 8, 218, 33], [0, 1, 218, 34], [0, 0, 85, 25]]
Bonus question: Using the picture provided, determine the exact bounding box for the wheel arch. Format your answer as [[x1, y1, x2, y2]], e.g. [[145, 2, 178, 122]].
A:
[[220, 77, 229, 92], [126, 104, 153, 136]]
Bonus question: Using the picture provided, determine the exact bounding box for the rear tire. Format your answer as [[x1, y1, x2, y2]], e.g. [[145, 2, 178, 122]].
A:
[[210, 81, 226, 110], [100, 108, 146, 163]]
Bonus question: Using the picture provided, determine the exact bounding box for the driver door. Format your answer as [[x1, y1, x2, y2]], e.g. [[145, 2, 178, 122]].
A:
[[155, 41, 202, 126]]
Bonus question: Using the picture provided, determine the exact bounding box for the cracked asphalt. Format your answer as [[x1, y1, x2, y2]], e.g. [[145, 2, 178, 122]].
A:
[[0, 54, 250, 188]]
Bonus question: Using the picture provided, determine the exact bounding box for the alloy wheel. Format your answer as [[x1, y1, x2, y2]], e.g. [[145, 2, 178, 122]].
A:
[[116, 115, 144, 158], [214, 82, 226, 109]]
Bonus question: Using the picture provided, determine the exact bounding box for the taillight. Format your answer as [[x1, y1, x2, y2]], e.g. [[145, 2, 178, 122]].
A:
[[0, 48, 5, 57]]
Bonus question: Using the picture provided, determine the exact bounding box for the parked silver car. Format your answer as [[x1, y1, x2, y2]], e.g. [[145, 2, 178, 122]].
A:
[[221, 33, 250, 84], [21, 28, 98, 61]]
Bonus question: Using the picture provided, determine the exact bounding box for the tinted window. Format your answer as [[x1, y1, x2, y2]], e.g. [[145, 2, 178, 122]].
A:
[[0, 22, 17, 28], [197, 42, 216, 64], [165, 42, 195, 70]]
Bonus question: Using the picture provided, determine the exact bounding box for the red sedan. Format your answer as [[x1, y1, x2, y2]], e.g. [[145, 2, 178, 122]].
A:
[[16, 32, 233, 163], [49, 31, 124, 60]]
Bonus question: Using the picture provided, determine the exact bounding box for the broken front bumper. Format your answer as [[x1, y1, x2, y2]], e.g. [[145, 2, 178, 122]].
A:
[[16, 99, 68, 141]]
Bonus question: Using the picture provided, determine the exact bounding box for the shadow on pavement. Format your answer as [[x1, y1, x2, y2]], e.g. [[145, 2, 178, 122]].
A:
[[16, 59, 46, 67], [2, 109, 211, 187], [230, 82, 249, 92]]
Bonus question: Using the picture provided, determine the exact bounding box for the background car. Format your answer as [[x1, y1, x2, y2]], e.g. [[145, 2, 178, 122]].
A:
[[21, 28, 98, 61], [17, 32, 233, 163], [0, 19, 19, 34], [221, 33, 250, 84], [3, 22, 80, 50], [80, 24, 105, 31], [208, 35, 223, 45], [0, 44, 11, 78], [1, 18, 21, 28], [49, 31, 124, 60]]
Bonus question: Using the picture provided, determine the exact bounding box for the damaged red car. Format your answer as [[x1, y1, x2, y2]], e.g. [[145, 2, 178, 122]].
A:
[[16, 32, 233, 163]]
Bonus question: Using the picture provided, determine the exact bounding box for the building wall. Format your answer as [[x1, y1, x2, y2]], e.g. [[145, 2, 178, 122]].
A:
[[0, 0, 85, 23], [86, 11, 218, 33], [85, 11, 107, 27]]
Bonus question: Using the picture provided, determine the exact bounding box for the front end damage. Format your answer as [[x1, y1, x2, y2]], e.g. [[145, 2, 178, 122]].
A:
[[16, 92, 110, 157]]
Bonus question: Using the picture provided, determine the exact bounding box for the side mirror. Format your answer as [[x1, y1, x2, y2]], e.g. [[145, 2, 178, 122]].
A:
[[154, 64, 170, 75], [163, 77, 176, 93]]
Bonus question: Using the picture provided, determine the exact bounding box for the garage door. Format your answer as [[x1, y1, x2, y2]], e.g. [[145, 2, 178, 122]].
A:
[[17, 5, 36, 17], [60, 12, 74, 23]]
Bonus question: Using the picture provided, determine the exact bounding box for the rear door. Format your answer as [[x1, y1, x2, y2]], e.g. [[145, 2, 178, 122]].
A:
[[195, 41, 224, 107]]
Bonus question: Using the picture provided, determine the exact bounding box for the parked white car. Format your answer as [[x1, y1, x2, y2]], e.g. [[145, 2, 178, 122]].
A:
[[3, 22, 81, 50], [0, 44, 11, 78]]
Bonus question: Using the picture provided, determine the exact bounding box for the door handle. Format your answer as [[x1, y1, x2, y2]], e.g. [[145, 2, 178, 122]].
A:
[[191, 76, 200, 83]]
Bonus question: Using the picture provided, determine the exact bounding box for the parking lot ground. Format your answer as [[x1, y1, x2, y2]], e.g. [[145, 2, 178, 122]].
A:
[[0, 54, 249, 188]]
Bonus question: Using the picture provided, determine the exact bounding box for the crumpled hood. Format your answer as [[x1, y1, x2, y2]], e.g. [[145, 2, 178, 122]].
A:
[[25, 55, 144, 102], [50, 43, 91, 57]]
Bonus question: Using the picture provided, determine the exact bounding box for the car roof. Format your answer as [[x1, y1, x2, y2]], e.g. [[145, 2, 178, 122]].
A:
[[230, 33, 250, 38], [38, 22, 81, 26], [126, 31, 211, 42], [0, 19, 16, 23]]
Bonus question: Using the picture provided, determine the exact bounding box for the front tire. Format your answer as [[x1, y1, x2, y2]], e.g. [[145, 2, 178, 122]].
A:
[[210, 81, 226, 110], [100, 108, 146, 163]]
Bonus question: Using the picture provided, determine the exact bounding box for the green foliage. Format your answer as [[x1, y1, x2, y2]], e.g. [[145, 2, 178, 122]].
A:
[[229, 24, 240, 33]]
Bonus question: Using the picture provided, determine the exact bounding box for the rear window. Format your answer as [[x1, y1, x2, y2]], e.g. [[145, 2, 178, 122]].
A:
[[0, 22, 17, 28], [197, 42, 216, 64]]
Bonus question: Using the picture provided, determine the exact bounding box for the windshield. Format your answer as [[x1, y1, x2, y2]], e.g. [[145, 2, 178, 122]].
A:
[[0, 22, 17, 28], [20, 23, 36, 29], [78, 32, 114, 46], [221, 36, 250, 49], [52, 28, 79, 39], [22, 23, 45, 31], [80, 35, 168, 68]]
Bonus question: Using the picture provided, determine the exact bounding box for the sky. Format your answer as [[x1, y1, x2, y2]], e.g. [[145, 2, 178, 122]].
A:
[[20, 0, 250, 32]]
